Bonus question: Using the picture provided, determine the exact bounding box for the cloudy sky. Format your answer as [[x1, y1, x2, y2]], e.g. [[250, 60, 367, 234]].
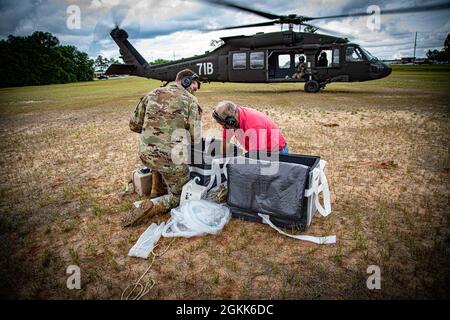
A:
[[0, 0, 449, 60]]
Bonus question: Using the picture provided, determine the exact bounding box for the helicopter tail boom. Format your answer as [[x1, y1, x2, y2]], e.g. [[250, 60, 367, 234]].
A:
[[105, 27, 149, 77], [105, 63, 136, 75]]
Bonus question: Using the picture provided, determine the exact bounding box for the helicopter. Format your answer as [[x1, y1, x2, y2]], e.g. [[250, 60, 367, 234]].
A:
[[105, 1, 450, 93]]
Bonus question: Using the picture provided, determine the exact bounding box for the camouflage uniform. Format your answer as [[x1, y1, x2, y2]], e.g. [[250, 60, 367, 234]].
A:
[[130, 82, 202, 213], [292, 62, 306, 79]]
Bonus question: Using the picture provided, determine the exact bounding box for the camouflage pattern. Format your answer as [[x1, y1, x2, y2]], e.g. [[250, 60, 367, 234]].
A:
[[292, 62, 306, 79], [130, 81, 202, 172], [130, 81, 202, 213], [156, 166, 190, 213]]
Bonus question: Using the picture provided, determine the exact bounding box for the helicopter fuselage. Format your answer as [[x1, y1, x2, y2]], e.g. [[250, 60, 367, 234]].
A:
[[106, 28, 392, 91]]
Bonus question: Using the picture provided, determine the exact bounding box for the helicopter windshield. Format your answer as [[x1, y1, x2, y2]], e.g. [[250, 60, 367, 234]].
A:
[[359, 46, 378, 62]]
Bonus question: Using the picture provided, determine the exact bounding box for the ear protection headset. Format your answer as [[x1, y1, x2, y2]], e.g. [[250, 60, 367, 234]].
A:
[[212, 110, 238, 128], [181, 72, 200, 89]]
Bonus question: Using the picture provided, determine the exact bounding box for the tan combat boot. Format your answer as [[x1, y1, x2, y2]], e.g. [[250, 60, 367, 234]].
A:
[[121, 196, 169, 227], [121, 199, 154, 227], [150, 171, 167, 198]]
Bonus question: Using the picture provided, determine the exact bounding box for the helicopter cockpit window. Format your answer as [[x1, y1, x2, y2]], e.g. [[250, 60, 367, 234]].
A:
[[233, 52, 247, 70], [250, 52, 264, 69], [360, 47, 378, 62], [345, 46, 365, 62], [278, 54, 291, 69]]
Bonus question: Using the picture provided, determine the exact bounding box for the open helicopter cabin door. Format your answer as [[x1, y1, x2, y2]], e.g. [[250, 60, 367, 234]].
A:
[[228, 50, 267, 82], [268, 52, 294, 80], [267, 51, 308, 81]]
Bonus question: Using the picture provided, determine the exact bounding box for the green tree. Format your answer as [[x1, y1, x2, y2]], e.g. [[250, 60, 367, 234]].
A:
[[94, 55, 109, 71], [426, 34, 450, 62], [444, 34, 450, 61], [108, 57, 121, 65], [94, 55, 121, 72], [0, 31, 94, 87], [152, 58, 171, 65]]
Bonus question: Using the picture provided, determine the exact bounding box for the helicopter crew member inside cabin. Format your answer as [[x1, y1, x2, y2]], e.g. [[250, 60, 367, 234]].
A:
[[213, 101, 288, 156], [122, 69, 203, 227], [292, 56, 306, 79], [317, 52, 328, 67]]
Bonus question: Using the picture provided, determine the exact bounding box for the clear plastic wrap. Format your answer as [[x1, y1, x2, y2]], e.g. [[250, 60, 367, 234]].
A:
[[162, 200, 231, 238]]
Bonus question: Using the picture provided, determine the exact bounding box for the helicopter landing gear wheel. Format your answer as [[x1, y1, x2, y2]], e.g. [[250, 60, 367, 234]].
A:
[[304, 80, 320, 93]]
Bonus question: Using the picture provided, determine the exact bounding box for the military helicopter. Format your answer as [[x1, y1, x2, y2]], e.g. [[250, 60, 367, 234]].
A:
[[105, 1, 450, 93]]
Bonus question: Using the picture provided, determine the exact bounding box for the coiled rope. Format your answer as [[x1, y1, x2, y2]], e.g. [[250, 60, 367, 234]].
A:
[[121, 238, 176, 300]]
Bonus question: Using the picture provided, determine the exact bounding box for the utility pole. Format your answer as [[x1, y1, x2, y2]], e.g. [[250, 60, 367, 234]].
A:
[[413, 32, 417, 63]]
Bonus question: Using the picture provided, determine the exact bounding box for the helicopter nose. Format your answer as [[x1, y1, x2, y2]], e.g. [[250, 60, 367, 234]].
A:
[[372, 63, 392, 80], [384, 64, 392, 76], [380, 63, 392, 79]]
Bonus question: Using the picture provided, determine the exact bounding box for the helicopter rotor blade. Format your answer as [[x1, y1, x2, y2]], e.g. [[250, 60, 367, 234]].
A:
[[201, 0, 281, 20], [304, 1, 450, 21], [111, 5, 129, 27], [92, 5, 131, 42], [303, 23, 352, 39], [203, 20, 279, 31]]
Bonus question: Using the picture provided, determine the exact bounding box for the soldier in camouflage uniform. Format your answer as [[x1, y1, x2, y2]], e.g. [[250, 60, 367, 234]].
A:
[[122, 69, 203, 227]]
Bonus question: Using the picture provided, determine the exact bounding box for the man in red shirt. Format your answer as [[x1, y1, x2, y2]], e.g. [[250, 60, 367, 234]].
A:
[[212, 100, 288, 155]]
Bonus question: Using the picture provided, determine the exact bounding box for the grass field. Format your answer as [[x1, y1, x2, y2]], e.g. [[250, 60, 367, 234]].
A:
[[0, 65, 449, 299]]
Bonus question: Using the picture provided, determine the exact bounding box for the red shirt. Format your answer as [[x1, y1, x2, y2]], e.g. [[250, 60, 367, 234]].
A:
[[222, 107, 287, 152]]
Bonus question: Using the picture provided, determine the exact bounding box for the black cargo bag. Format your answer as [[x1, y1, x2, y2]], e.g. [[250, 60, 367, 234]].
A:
[[225, 154, 333, 235]]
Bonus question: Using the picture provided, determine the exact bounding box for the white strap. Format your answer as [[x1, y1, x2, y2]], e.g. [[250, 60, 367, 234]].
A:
[[305, 160, 331, 217], [209, 157, 234, 189], [189, 157, 235, 192], [204, 168, 217, 191], [258, 213, 336, 245]]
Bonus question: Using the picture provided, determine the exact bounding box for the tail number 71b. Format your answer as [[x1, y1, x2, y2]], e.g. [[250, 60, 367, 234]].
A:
[[197, 62, 214, 75]]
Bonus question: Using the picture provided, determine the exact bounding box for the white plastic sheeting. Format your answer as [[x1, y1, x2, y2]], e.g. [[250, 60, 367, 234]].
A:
[[128, 200, 231, 259], [162, 200, 231, 238], [128, 222, 166, 258]]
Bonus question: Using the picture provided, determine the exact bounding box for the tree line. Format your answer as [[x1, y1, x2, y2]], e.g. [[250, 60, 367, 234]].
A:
[[94, 55, 121, 72], [0, 30, 180, 87], [426, 35, 450, 62], [0, 31, 95, 88]]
